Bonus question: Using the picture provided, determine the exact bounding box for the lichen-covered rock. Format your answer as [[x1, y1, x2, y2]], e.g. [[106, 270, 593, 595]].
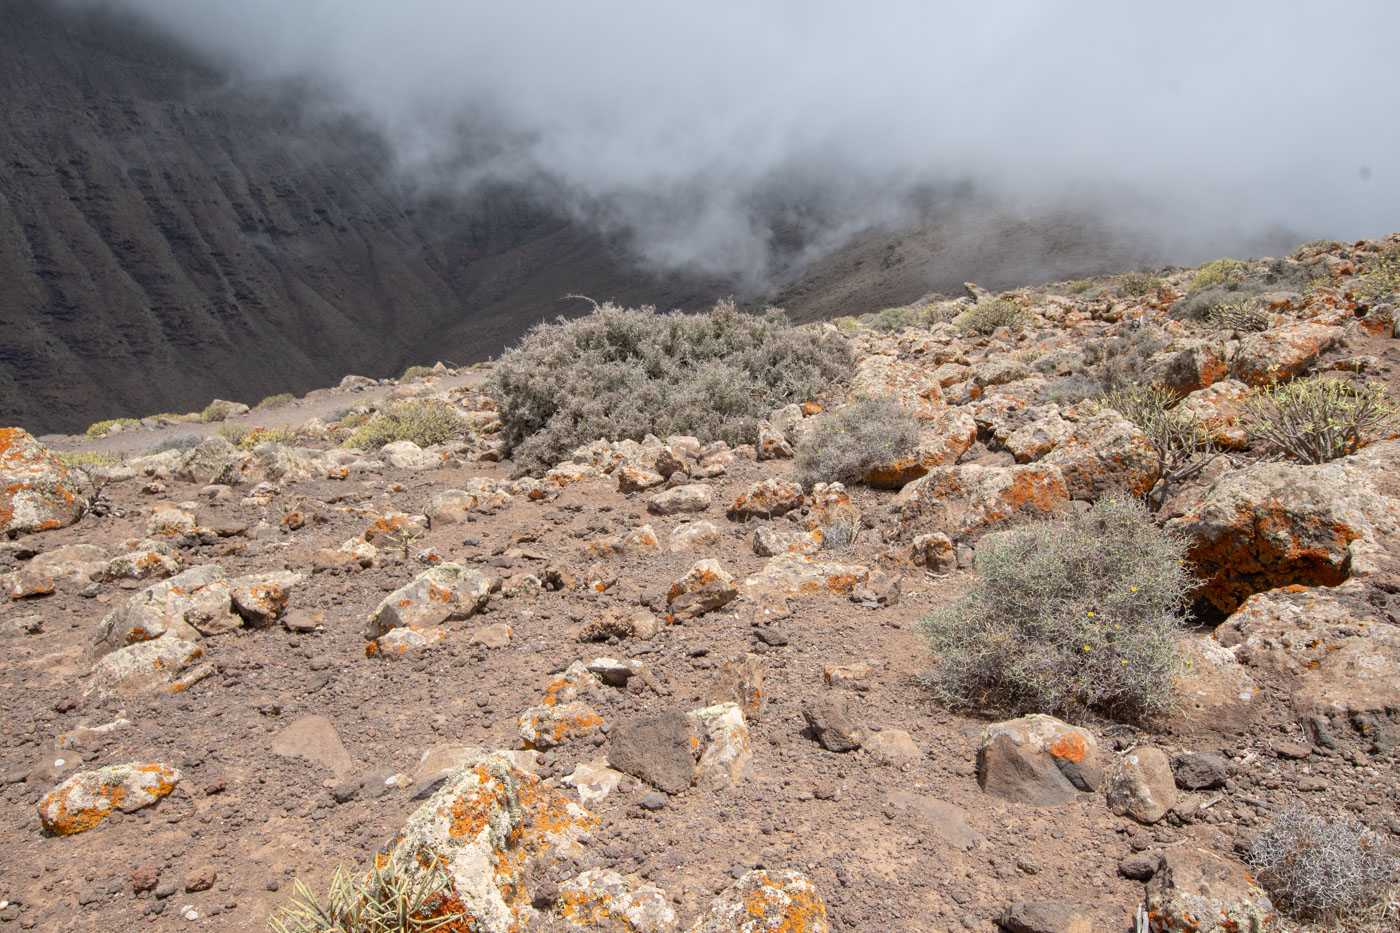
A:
[[229, 571, 301, 626], [91, 564, 235, 650], [706, 654, 767, 722], [689, 870, 829, 933], [1041, 411, 1160, 500], [1105, 747, 1177, 824], [1157, 341, 1228, 397], [103, 540, 182, 582], [0, 428, 83, 536], [896, 463, 1070, 541], [366, 563, 491, 639], [6, 543, 109, 596], [617, 464, 667, 493], [387, 753, 597, 933], [1145, 846, 1272, 933], [89, 638, 212, 696], [1165, 442, 1400, 614], [862, 409, 977, 488], [978, 715, 1102, 806], [519, 702, 606, 750], [667, 560, 736, 604], [755, 422, 794, 461], [742, 553, 869, 599], [175, 436, 242, 485], [1216, 585, 1400, 720], [371, 626, 446, 657], [727, 479, 805, 521], [556, 868, 677, 933], [1153, 638, 1262, 738], [668, 521, 718, 552], [1004, 409, 1076, 463], [851, 354, 945, 419], [1231, 321, 1344, 387], [38, 763, 181, 835]]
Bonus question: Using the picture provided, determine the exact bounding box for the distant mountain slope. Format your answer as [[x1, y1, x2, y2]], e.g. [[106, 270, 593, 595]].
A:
[[0, 0, 713, 434]]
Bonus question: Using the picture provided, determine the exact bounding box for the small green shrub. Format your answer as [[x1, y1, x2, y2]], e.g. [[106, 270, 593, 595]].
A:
[[57, 450, 123, 470], [400, 365, 436, 381], [215, 422, 251, 445], [268, 856, 463, 933], [342, 401, 466, 450], [1248, 806, 1400, 923], [1356, 246, 1400, 305], [1043, 374, 1101, 407], [1171, 283, 1266, 322], [237, 426, 298, 449], [1189, 258, 1247, 291], [200, 401, 236, 423], [1063, 278, 1102, 295], [1118, 272, 1163, 297], [792, 396, 922, 489], [865, 302, 960, 334], [1246, 377, 1398, 464], [917, 496, 1190, 722], [490, 300, 852, 475], [254, 393, 297, 411], [85, 418, 138, 439], [1204, 301, 1270, 333], [952, 299, 1029, 336]]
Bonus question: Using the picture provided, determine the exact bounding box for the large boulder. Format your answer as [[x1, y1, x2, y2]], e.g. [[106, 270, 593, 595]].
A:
[[1156, 340, 1228, 397], [0, 428, 83, 536], [850, 353, 945, 419], [366, 563, 491, 638], [555, 869, 676, 933], [37, 763, 181, 835], [1217, 585, 1400, 723], [977, 715, 1102, 806], [1231, 321, 1344, 387], [386, 752, 597, 933], [862, 409, 977, 488], [88, 638, 213, 696], [1177, 379, 1251, 450], [742, 553, 870, 599], [896, 463, 1070, 542], [1104, 747, 1177, 824], [1041, 411, 1160, 500], [727, 479, 805, 521], [1166, 441, 1400, 614], [1144, 845, 1272, 933]]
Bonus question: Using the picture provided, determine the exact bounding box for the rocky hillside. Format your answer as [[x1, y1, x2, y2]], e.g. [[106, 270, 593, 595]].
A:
[[0, 0, 721, 436], [2, 235, 1399, 931]]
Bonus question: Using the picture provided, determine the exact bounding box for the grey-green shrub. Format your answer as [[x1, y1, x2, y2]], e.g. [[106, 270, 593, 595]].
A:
[[792, 396, 922, 489], [254, 393, 297, 411], [342, 401, 466, 450], [1204, 301, 1270, 333], [1246, 377, 1398, 464], [490, 300, 852, 475], [917, 496, 1190, 722], [952, 299, 1029, 336], [1248, 806, 1400, 922], [400, 365, 436, 381], [1118, 272, 1163, 297]]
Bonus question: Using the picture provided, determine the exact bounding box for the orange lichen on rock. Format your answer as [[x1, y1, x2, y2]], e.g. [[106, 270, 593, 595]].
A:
[[0, 428, 83, 537], [37, 763, 181, 836], [691, 870, 830, 933]]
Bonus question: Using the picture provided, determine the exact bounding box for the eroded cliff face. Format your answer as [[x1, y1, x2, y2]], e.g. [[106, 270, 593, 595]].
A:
[[0, 0, 710, 434]]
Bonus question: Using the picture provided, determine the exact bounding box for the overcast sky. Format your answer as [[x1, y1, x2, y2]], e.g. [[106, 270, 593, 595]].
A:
[[77, 0, 1400, 283]]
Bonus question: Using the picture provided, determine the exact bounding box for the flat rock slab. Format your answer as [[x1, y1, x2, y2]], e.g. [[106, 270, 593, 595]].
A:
[[271, 715, 352, 777]]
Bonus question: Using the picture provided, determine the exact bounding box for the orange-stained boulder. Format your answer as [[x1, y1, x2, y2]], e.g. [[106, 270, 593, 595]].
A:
[[1230, 322, 1343, 387], [727, 479, 804, 521], [0, 428, 83, 536], [896, 463, 1070, 541], [1165, 442, 1400, 614], [1041, 411, 1160, 500], [977, 714, 1102, 807], [862, 409, 977, 489], [387, 752, 598, 933], [38, 763, 181, 835]]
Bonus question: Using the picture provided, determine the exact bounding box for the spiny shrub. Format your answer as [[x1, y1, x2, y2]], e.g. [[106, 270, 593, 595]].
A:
[[254, 393, 297, 411], [1204, 301, 1270, 333], [1246, 377, 1398, 464], [952, 299, 1030, 336], [917, 496, 1190, 722], [57, 450, 123, 470], [792, 396, 922, 489], [490, 300, 852, 475], [215, 423, 252, 445], [1118, 272, 1163, 297], [343, 401, 466, 451], [1248, 806, 1400, 923], [1189, 258, 1247, 291], [400, 365, 436, 381], [1171, 283, 1266, 322], [1356, 246, 1400, 305], [1083, 325, 1170, 394], [268, 856, 463, 933], [85, 418, 139, 439]]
